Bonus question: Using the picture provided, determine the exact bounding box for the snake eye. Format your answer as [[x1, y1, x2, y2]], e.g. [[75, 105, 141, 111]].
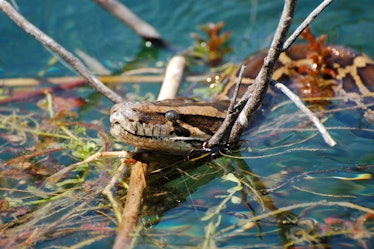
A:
[[165, 110, 179, 122]]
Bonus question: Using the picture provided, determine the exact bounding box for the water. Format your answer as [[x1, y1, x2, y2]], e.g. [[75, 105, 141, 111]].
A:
[[0, 0, 373, 248]]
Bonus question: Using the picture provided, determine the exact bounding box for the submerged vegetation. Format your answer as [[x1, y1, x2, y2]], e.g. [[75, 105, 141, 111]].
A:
[[1, 80, 373, 248], [0, 1, 374, 249]]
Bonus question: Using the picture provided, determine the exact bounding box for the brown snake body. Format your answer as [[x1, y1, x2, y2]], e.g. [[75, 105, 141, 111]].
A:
[[110, 43, 374, 153]]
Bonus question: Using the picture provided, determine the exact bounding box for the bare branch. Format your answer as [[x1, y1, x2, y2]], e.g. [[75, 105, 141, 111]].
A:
[[283, 0, 334, 51], [228, 65, 246, 114], [208, 0, 335, 149], [93, 0, 164, 44], [206, 65, 246, 147], [228, 0, 296, 145], [0, 0, 124, 103], [271, 80, 336, 147]]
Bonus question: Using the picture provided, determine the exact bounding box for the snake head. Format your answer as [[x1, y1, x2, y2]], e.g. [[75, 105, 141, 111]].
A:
[[109, 98, 227, 154]]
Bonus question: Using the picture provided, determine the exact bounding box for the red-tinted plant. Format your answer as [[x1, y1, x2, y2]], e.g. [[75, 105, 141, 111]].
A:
[[297, 27, 338, 108], [190, 22, 232, 66], [323, 213, 374, 249]]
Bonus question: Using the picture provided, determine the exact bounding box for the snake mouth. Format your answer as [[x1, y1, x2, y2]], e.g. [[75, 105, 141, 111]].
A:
[[110, 119, 205, 153]]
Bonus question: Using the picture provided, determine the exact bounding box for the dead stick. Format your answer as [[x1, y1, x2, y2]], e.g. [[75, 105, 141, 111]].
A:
[[93, 0, 163, 43], [112, 161, 147, 249]]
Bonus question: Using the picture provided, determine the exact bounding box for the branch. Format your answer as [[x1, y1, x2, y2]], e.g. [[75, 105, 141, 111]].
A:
[[282, 0, 334, 51], [227, 0, 296, 145], [270, 80, 336, 147], [207, 0, 335, 149], [113, 161, 147, 249], [92, 0, 165, 46], [206, 65, 246, 147], [0, 0, 124, 104]]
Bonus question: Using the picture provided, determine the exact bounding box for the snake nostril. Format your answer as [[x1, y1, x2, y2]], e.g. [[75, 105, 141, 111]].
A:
[[110, 117, 122, 126]]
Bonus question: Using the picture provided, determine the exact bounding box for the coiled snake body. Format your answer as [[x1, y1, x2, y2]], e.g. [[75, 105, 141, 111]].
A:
[[110, 43, 374, 153]]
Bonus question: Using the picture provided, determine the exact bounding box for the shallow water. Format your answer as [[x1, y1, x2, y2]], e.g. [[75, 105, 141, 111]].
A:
[[1, 0, 374, 248]]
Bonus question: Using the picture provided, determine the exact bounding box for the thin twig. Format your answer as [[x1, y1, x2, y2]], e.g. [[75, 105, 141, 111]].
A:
[[46, 151, 130, 185], [270, 79, 336, 146], [0, 0, 123, 103], [206, 65, 247, 147], [282, 0, 334, 51], [228, 65, 246, 113], [102, 158, 129, 222]]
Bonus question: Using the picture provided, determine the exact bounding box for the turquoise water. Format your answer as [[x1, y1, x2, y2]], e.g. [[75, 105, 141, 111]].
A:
[[1, 0, 374, 248], [2, 0, 373, 78]]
